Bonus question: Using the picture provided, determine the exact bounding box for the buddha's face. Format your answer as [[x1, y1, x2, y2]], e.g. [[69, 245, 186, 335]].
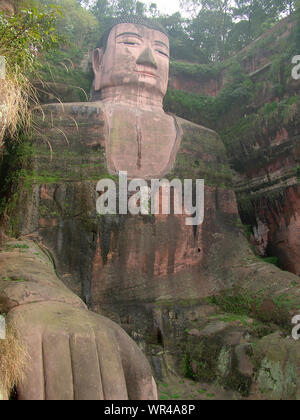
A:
[[92, 23, 170, 104]]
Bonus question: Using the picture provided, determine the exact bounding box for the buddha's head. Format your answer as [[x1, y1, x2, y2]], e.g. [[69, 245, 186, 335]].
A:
[[92, 16, 169, 108]]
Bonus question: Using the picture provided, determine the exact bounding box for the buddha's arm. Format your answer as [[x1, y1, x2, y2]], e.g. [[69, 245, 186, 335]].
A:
[[0, 239, 85, 313]]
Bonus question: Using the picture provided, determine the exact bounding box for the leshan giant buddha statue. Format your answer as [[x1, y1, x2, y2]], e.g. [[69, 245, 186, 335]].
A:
[[91, 16, 179, 179], [16, 16, 260, 320]]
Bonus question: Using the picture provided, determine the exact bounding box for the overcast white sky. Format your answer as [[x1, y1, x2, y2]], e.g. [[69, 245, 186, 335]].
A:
[[145, 0, 182, 15]]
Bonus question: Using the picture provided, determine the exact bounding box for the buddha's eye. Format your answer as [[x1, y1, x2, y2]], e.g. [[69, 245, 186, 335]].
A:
[[156, 49, 169, 58], [120, 40, 140, 46]]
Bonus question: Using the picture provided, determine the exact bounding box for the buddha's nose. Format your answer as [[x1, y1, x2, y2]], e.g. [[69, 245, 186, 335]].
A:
[[136, 47, 157, 69]]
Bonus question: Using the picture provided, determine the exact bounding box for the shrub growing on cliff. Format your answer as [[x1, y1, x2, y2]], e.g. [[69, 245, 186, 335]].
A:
[[0, 4, 62, 143], [0, 6, 62, 72], [24, 0, 99, 97]]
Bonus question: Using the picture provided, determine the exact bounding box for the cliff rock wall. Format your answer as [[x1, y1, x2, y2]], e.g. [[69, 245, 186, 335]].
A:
[[2, 12, 300, 399], [166, 13, 300, 276]]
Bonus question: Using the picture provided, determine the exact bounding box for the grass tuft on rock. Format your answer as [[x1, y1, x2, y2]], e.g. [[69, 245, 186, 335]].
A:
[[0, 320, 29, 399]]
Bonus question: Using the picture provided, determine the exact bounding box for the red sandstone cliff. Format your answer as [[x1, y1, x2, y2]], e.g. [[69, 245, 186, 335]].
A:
[[168, 14, 300, 277]]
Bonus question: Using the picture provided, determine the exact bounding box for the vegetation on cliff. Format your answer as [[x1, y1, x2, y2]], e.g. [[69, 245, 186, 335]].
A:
[[0, 3, 62, 143], [12, 0, 299, 98], [0, 1, 64, 237], [162, 8, 300, 272], [164, 10, 300, 178]]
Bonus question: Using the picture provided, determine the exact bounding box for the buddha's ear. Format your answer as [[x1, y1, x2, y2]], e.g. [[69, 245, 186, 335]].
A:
[[92, 48, 104, 73], [92, 48, 104, 91]]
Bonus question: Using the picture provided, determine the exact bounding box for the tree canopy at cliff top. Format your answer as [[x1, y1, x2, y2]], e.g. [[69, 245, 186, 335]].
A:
[[72, 0, 299, 62], [13, 0, 300, 65]]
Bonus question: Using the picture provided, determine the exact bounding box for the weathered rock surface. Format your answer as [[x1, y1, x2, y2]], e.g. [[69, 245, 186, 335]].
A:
[[115, 299, 300, 400], [251, 332, 300, 400]]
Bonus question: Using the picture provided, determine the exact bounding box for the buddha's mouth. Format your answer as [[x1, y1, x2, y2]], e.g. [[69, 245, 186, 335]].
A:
[[135, 70, 158, 79]]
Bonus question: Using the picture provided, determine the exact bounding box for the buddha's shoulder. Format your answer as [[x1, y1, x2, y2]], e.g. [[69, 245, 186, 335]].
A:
[[38, 103, 220, 144], [172, 115, 228, 168], [41, 101, 105, 118], [174, 115, 219, 140], [35, 102, 106, 150]]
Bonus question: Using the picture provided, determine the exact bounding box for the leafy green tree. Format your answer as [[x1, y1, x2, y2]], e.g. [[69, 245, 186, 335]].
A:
[[0, 4, 63, 72], [231, 0, 296, 38], [182, 0, 233, 61], [158, 13, 203, 62], [180, 0, 299, 61], [27, 0, 99, 50], [85, 0, 149, 38], [148, 3, 159, 17], [225, 19, 252, 52]]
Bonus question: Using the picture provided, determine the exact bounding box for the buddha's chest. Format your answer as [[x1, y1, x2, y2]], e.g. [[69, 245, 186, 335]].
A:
[[103, 104, 180, 179]]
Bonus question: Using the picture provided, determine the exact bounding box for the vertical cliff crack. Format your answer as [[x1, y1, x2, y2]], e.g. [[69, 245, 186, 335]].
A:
[[136, 116, 142, 170]]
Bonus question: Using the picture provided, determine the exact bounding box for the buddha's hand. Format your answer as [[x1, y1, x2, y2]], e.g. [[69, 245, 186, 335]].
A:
[[8, 301, 157, 401]]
